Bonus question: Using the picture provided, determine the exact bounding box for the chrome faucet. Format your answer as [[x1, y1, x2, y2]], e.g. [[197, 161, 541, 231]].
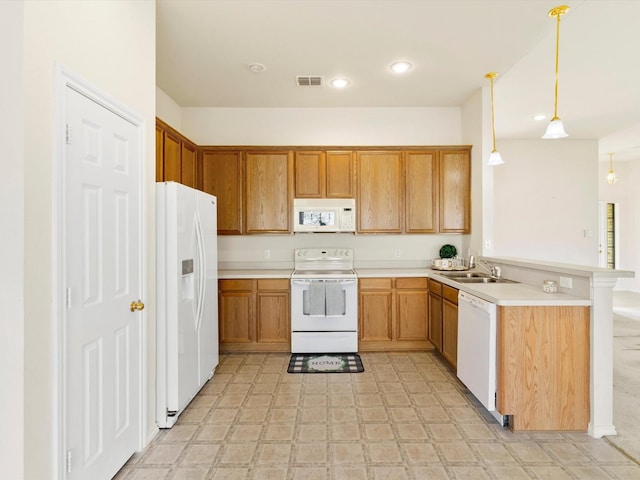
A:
[[475, 260, 502, 278]]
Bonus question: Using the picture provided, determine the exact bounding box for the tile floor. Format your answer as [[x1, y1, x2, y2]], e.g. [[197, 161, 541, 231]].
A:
[[115, 350, 640, 480], [608, 290, 640, 462]]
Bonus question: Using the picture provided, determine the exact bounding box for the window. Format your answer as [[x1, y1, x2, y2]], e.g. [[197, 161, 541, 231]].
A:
[[606, 203, 615, 269]]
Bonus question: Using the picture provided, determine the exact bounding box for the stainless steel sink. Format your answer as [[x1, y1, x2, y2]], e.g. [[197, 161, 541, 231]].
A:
[[454, 277, 518, 284], [440, 272, 491, 279]]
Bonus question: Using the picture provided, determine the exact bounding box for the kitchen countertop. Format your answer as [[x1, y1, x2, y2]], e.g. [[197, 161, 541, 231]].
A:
[[429, 272, 590, 307], [218, 266, 590, 306], [218, 269, 292, 279], [355, 268, 432, 278]]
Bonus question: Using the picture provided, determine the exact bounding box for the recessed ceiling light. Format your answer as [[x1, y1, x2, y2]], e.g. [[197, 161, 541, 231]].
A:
[[390, 61, 412, 73], [330, 78, 350, 88], [248, 63, 266, 73], [533, 114, 546, 121]]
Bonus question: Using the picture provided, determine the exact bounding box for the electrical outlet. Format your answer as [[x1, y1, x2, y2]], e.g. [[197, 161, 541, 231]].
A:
[[559, 276, 572, 288], [394, 249, 401, 258], [264, 249, 271, 259]]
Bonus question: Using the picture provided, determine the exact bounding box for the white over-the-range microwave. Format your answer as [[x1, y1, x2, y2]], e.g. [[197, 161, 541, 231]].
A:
[[292, 198, 356, 233]]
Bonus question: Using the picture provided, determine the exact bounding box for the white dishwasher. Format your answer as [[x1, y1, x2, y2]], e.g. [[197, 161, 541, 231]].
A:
[[457, 291, 503, 424]]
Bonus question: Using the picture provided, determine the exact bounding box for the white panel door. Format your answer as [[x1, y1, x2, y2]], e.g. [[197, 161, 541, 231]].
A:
[[64, 86, 142, 479]]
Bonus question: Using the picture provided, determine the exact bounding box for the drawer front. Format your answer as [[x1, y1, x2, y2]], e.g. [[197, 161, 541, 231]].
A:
[[443, 284, 459, 304], [220, 279, 254, 291], [257, 278, 290, 291], [395, 277, 428, 289], [359, 278, 393, 290], [428, 278, 442, 296]]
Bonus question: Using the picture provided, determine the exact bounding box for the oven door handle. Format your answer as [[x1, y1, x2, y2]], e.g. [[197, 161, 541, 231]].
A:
[[326, 279, 357, 286], [291, 279, 357, 286]]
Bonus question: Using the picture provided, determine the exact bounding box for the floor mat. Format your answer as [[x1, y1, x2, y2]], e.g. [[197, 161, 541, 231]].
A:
[[287, 353, 364, 374]]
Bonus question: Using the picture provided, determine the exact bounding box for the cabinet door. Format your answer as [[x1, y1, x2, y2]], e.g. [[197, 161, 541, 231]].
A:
[[359, 290, 393, 342], [439, 149, 471, 233], [356, 151, 403, 232], [219, 284, 253, 344], [256, 290, 290, 344], [498, 305, 590, 431], [201, 151, 243, 235], [326, 151, 354, 198], [155, 126, 164, 182], [294, 151, 325, 198], [162, 130, 182, 183], [428, 290, 443, 352], [396, 289, 428, 341], [405, 151, 438, 233], [180, 141, 198, 188], [245, 152, 293, 233], [442, 299, 458, 369]]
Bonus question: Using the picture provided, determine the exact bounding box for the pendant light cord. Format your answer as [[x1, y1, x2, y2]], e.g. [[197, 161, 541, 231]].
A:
[[490, 75, 497, 151], [553, 12, 561, 120], [485, 72, 498, 151]]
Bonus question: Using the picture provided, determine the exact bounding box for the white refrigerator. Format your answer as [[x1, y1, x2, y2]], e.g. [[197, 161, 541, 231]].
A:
[[156, 182, 219, 428]]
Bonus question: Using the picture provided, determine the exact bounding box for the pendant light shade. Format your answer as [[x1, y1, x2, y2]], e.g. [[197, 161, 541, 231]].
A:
[[543, 118, 568, 139], [542, 5, 570, 139], [488, 151, 504, 166], [485, 72, 504, 166], [606, 152, 618, 185]]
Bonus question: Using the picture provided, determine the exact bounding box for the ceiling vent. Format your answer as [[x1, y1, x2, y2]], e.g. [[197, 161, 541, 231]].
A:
[[296, 76, 323, 87]]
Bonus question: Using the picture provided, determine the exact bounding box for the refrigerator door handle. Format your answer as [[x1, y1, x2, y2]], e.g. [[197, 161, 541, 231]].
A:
[[194, 210, 206, 332]]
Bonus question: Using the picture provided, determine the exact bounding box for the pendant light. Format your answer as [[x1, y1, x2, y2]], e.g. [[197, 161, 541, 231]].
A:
[[542, 5, 570, 139], [485, 72, 504, 166], [606, 152, 618, 185]]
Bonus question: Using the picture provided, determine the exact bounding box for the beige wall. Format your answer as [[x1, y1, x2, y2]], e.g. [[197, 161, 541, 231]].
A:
[[180, 106, 462, 146], [493, 139, 600, 265], [0, 2, 24, 478], [599, 160, 640, 291], [22, 1, 156, 477]]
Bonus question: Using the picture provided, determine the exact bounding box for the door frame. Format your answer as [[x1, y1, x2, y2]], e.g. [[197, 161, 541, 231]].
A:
[[53, 65, 147, 479], [598, 201, 620, 269]]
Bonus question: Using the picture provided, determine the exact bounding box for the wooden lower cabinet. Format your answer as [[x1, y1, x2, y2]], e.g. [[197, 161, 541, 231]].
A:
[[497, 305, 590, 431], [255, 279, 290, 345], [428, 279, 443, 352], [219, 278, 290, 352], [359, 277, 430, 351], [428, 279, 458, 369], [441, 284, 458, 369]]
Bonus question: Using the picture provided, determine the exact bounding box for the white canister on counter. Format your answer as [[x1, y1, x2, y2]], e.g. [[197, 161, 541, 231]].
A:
[[542, 280, 558, 293]]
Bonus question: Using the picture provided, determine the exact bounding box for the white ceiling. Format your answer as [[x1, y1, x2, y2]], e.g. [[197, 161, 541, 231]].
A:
[[156, 0, 640, 162]]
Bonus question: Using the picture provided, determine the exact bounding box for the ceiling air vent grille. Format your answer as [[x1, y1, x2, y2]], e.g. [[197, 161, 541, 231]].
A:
[[296, 76, 323, 87]]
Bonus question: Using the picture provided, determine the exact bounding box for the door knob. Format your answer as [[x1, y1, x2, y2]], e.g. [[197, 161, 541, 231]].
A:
[[130, 300, 145, 312]]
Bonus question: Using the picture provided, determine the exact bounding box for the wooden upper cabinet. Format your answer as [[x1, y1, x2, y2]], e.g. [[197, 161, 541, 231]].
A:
[[244, 151, 293, 234], [201, 150, 243, 235], [326, 151, 354, 198], [294, 151, 325, 198], [356, 151, 403, 233], [162, 130, 182, 183], [156, 119, 200, 187], [294, 150, 354, 198], [405, 151, 438, 233], [155, 126, 164, 182], [439, 149, 471, 233], [180, 141, 198, 188]]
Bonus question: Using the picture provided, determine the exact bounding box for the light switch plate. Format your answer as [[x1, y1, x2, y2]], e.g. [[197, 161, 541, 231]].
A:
[[559, 276, 572, 288]]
